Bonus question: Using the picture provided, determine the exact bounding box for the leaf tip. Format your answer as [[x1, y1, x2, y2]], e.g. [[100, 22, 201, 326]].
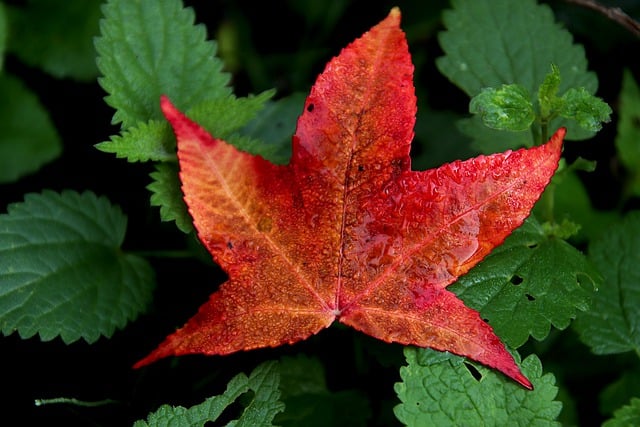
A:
[[514, 371, 534, 390]]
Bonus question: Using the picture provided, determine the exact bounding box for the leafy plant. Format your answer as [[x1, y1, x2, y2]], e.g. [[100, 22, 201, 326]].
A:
[[1, 0, 639, 425]]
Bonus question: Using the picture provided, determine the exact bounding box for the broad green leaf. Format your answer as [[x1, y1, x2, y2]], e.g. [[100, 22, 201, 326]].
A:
[[449, 216, 599, 348], [96, 0, 231, 128], [558, 87, 612, 132], [95, 120, 175, 162], [615, 70, 640, 197], [275, 355, 371, 427], [148, 162, 193, 234], [0, 190, 155, 343], [134, 361, 284, 427], [469, 84, 535, 131], [394, 348, 561, 426], [603, 398, 640, 427], [600, 369, 640, 416], [458, 115, 534, 154], [7, 0, 100, 80], [437, 0, 598, 141], [0, 73, 62, 183], [240, 92, 307, 164], [574, 211, 640, 355]]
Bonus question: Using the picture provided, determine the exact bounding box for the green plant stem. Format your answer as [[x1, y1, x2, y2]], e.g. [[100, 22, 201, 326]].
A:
[[34, 397, 118, 407]]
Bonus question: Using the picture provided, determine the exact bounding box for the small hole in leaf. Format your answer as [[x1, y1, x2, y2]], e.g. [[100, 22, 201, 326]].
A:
[[527, 243, 538, 249], [227, 241, 233, 249], [307, 103, 315, 112], [526, 293, 535, 301], [482, 318, 490, 323], [358, 164, 364, 172], [510, 275, 524, 286], [464, 362, 483, 382]]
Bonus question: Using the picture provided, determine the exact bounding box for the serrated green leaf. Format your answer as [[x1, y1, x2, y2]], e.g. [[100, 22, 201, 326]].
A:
[[469, 84, 535, 131], [7, 0, 100, 80], [394, 348, 561, 426], [538, 64, 562, 119], [615, 70, 640, 197], [603, 398, 640, 427], [95, 120, 174, 162], [436, 0, 598, 141], [96, 0, 231, 128], [0, 190, 155, 344], [0, 73, 61, 183], [134, 361, 284, 427], [148, 162, 193, 234], [559, 87, 611, 132], [275, 355, 371, 427], [600, 370, 640, 416], [449, 216, 599, 348], [574, 211, 640, 355]]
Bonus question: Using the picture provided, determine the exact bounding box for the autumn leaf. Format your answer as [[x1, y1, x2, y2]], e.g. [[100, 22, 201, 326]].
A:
[[135, 8, 564, 390]]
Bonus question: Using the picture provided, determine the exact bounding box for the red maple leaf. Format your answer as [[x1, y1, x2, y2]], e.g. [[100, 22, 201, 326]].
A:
[[135, 8, 564, 389]]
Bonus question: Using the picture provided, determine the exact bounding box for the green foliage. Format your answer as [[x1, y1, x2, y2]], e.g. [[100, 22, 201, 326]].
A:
[[0, 190, 155, 343], [574, 211, 640, 355], [602, 398, 640, 427], [394, 348, 561, 426], [6, 0, 101, 80], [469, 84, 535, 131], [148, 162, 194, 234], [616, 70, 640, 197], [600, 369, 640, 416], [134, 361, 284, 427], [450, 216, 599, 348], [275, 355, 371, 427], [0, 74, 61, 183], [95, 120, 175, 162], [437, 0, 601, 149]]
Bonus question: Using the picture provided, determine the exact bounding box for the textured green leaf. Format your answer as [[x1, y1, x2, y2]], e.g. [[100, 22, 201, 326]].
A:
[[574, 211, 640, 355], [449, 216, 599, 348], [7, 0, 100, 80], [603, 398, 640, 427], [394, 348, 561, 426], [558, 87, 611, 132], [469, 84, 535, 131], [275, 355, 371, 427], [437, 0, 598, 141], [0, 74, 61, 183], [95, 120, 174, 162], [148, 162, 193, 234], [615, 70, 640, 197], [538, 64, 562, 119], [0, 190, 155, 343], [134, 361, 284, 427], [96, 0, 231, 128]]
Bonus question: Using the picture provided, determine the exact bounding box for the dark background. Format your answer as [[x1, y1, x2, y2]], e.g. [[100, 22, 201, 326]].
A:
[[2, 1, 639, 425]]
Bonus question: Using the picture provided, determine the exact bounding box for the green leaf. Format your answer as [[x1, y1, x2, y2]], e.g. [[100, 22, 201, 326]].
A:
[[449, 216, 599, 348], [538, 64, 563, 119], [574, 211, 640, 355], [600, 369, 640, 416], [275, 355, 371, 427], [240, 92, 307, 165], [615, 70, 640, 197], [394, 348, 561, 426], [603, 398, 640, 427], [469, 84, 535, 131], [558, 87, 612, 132], [0, 74, 62, 183], [95, 120, 175, 162], [458, 115, 534, 154], [148, 163, 193, 234], [134, 361, 284, 427], [7, 0, 101, 80], [96, 0, 231, 128], [0, 190, 155, 343], [436, 0, 598, 141]]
